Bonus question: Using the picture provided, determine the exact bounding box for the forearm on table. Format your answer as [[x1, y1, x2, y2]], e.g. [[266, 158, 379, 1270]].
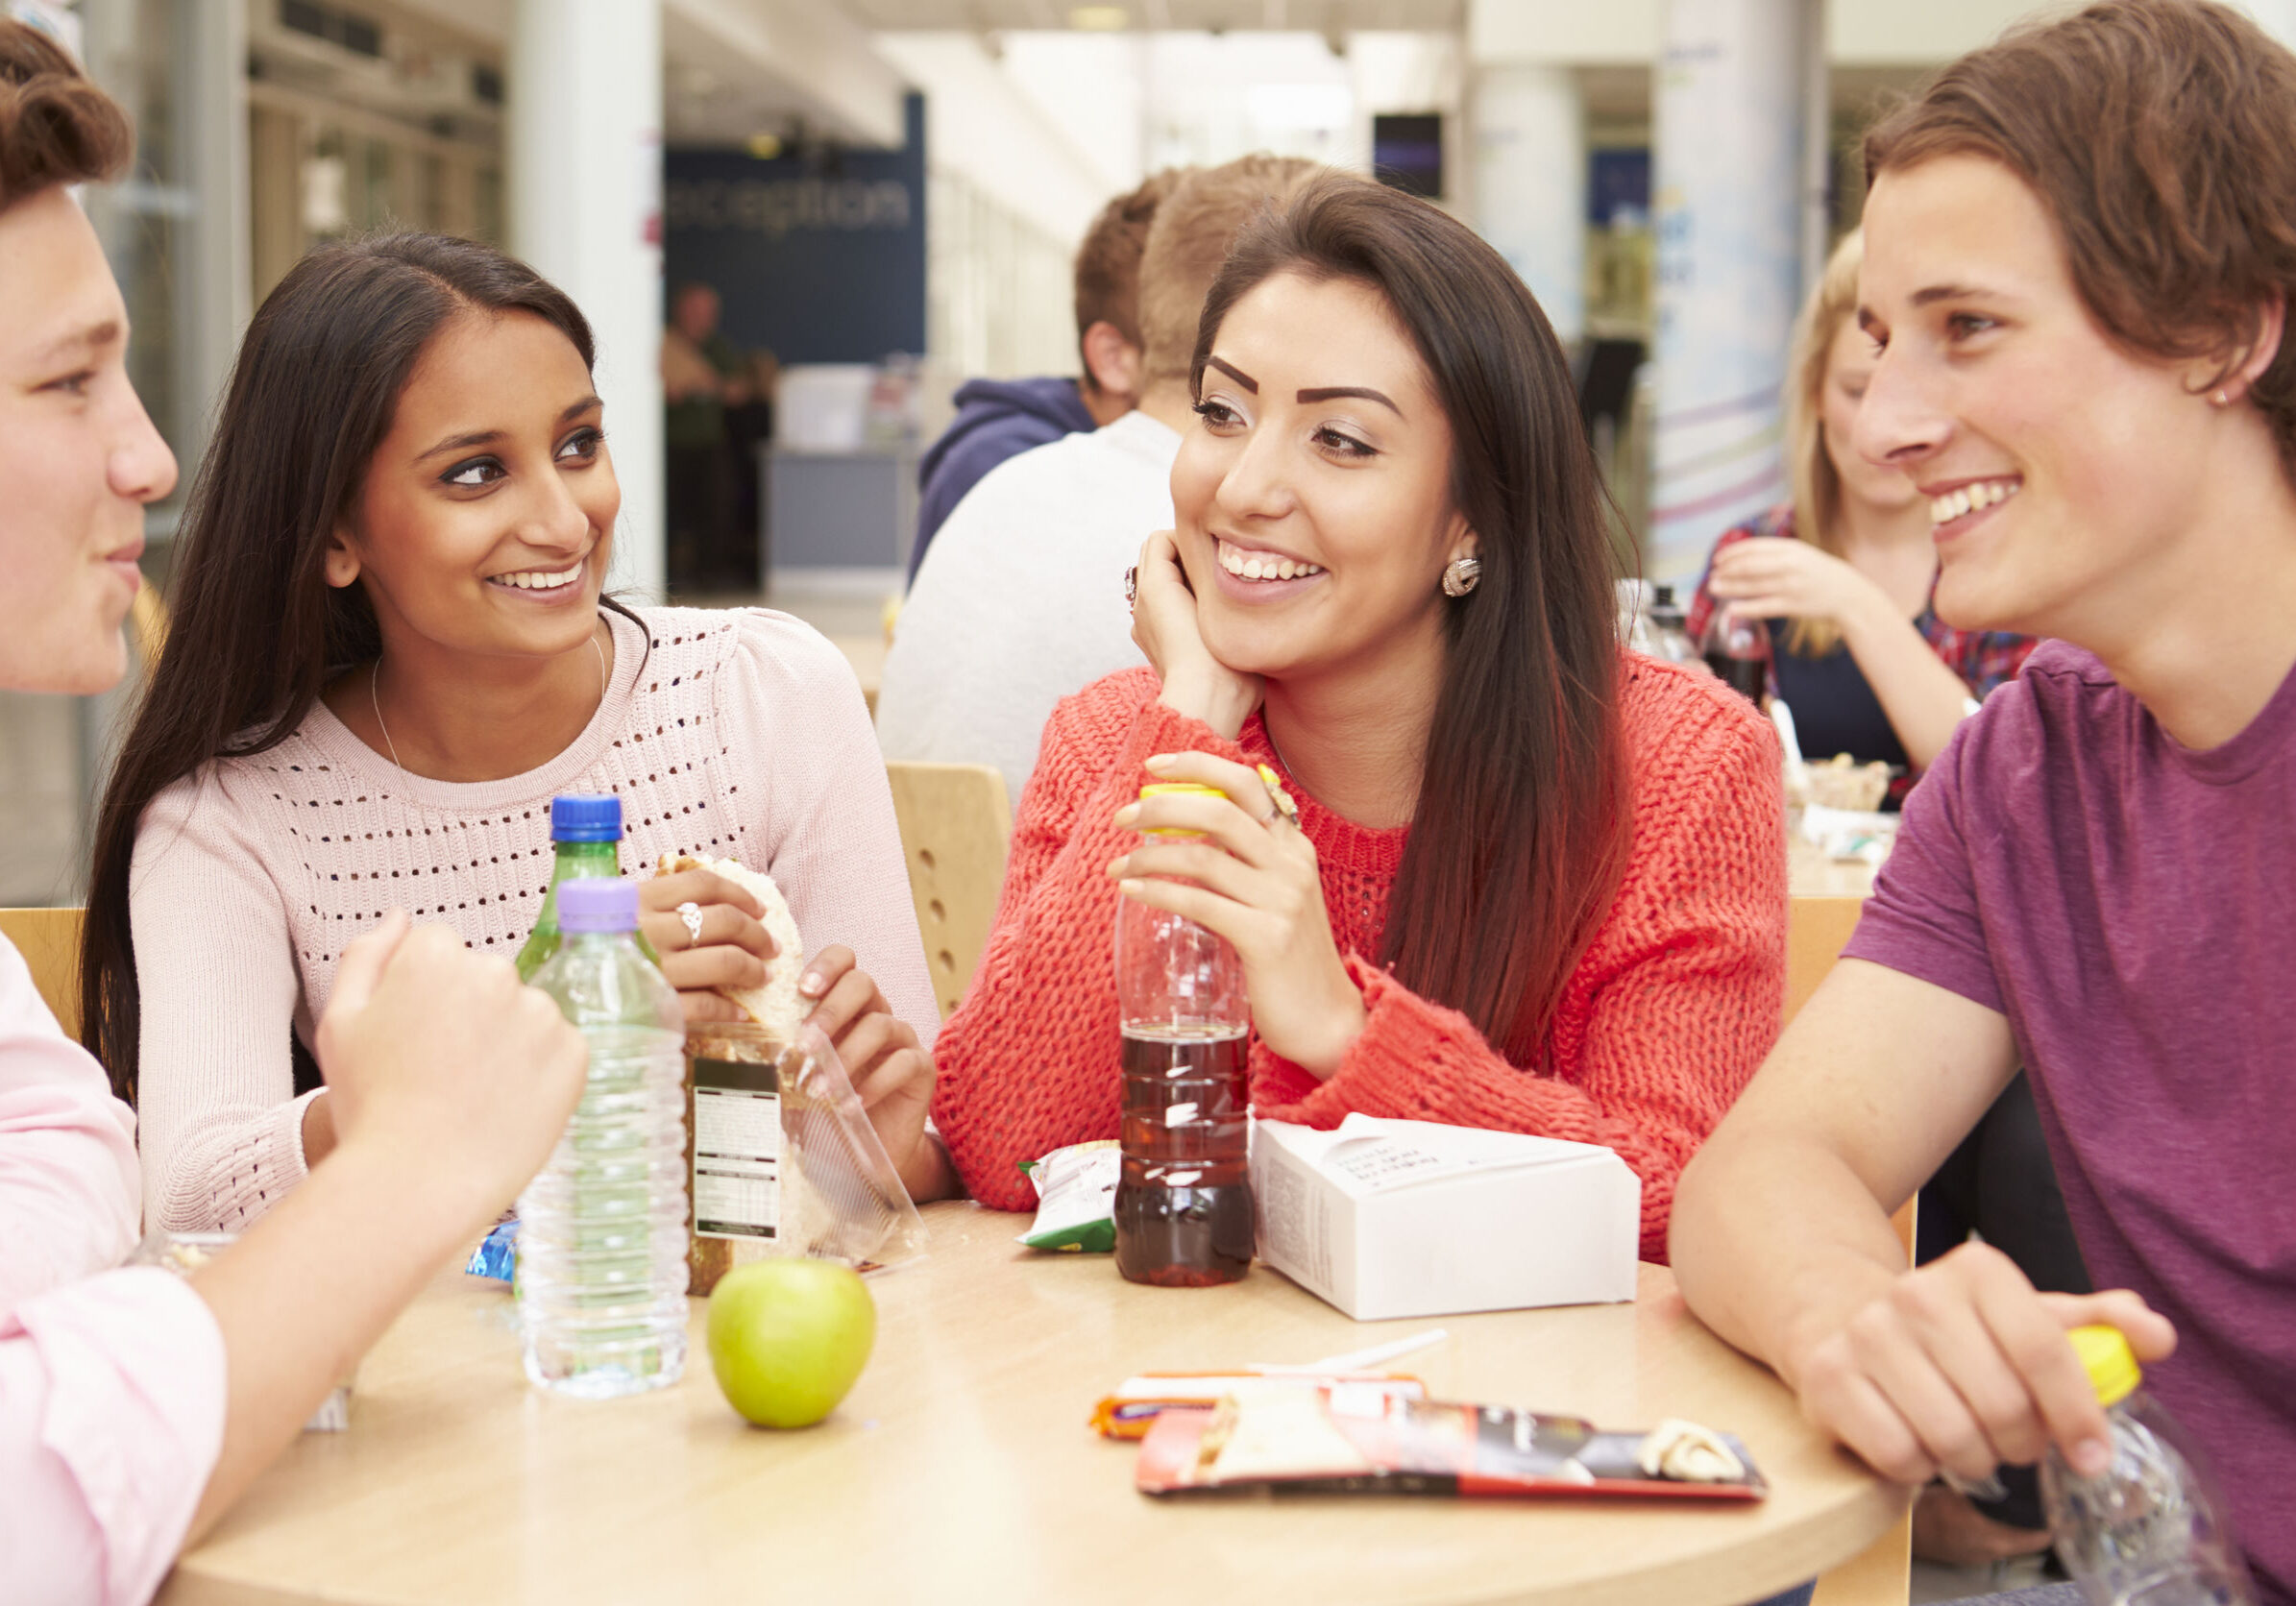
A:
[[1838, 596, 1975, 771], [897, 1129, 959, 1204], [1671, 1128, 1913, 1388], [183, 1136, 493, 1543]]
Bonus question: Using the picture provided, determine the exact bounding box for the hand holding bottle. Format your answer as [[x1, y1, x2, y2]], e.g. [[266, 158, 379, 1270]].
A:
[[1107, 749, 1366, 1079], [1786, 1240, 2177, 1490]]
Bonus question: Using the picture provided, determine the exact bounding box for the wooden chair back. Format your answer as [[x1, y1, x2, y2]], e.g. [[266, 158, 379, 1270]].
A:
[[0, 906, 86, 1041], [884, 763, 1012, 1019], [1787, 893, 1867, 1025], [1790, 892, 1914, 1606]]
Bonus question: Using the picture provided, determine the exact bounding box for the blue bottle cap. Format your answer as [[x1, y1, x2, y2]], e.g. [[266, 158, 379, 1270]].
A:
[[550, 793, 623, 842], [556, 877, 639, 934]]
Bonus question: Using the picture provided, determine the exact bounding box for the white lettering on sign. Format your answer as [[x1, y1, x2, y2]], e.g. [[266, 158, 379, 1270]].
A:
[[666, 179, 914, 238]]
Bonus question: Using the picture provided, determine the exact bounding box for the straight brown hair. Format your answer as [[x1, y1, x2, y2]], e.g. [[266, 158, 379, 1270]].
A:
[[1866, 0, 2296, 481], [81, 233, 642, 1103], [0, 16, 129, 207], [1191, 174, 1631, 1064]]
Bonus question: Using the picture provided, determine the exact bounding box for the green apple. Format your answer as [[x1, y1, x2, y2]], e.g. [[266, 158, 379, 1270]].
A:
[[704, 1258, 877, 1428]]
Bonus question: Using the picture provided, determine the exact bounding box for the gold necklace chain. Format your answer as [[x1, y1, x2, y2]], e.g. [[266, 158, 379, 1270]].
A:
[[368, 626, 608, 785]]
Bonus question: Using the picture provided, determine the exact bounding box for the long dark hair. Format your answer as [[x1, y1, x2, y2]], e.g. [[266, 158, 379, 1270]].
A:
[[82, 232, 641, 1102], [1190, 175, 1631, 1064]]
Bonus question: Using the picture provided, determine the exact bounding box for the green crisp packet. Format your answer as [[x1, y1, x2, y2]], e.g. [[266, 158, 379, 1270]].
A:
[[1016, 1139, 1120, 1253]]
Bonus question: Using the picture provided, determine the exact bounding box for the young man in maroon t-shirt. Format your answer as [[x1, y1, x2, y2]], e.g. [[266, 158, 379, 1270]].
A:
[[1671, 7, 2296, 1604]]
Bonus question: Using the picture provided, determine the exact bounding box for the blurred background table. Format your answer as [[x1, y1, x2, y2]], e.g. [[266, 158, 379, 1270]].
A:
[[1789, 833, 1878, 899], [161, 1204, 1904, 1606]]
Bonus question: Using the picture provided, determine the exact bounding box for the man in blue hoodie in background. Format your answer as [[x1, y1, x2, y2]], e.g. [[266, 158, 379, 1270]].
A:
[[908, 168, 1185, 584]]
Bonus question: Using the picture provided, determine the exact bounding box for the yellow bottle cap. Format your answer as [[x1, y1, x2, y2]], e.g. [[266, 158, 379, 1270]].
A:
[[1136, 782, 1225, 839], [2068, 1324, 2142, 1407]]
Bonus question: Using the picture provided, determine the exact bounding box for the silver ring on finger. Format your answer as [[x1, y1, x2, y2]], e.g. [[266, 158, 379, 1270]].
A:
[[1124, 565, 1138, 611], [676, 900, 704, 948]]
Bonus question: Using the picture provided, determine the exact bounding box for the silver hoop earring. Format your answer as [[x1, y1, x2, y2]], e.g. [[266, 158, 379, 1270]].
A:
[[1441, 555, 1481, 597]]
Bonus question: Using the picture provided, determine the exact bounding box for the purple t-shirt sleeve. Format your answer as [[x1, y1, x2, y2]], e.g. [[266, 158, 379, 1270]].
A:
[[1840, 717, 2008, 1015]]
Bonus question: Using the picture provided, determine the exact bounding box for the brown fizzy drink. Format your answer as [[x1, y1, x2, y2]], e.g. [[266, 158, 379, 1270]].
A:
[[1112, 1027, 1253, 1287], [1701, 649, 1767, 703]]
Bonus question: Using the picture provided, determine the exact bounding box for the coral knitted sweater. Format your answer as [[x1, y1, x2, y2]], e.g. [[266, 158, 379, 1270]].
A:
[[130, 607, 938, 1234], [930, 658, 1786, 1261]]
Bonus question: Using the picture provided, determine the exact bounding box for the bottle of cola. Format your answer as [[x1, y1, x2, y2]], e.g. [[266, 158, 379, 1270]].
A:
[[1111, 781, 1254, 1287]]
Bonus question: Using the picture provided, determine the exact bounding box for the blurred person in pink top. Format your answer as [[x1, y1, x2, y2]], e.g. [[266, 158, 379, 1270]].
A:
[[0, 22, 587, 1604]]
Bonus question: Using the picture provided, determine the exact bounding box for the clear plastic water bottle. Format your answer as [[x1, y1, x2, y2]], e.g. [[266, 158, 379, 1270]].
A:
[[2042, 1325, 2257, 1606], [520, 877, 691, 1399], [1112, 781, 1254, 1288]]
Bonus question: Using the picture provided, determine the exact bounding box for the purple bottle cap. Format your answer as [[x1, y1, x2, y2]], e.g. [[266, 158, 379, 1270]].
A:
[[556, 877, 638, 934]]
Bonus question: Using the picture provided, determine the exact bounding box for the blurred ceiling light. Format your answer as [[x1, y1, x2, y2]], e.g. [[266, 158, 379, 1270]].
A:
[[1068, 5, 1129, 29], [745, 132, 783, 159], [1246, 82, 1351, 130]]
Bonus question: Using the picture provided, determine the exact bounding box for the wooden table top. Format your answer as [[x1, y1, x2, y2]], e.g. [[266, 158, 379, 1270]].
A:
[[161, 1204, 1903, 1606]]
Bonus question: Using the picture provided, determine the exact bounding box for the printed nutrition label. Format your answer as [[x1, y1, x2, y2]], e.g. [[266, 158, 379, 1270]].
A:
[[693, 1058, 783, 1240]]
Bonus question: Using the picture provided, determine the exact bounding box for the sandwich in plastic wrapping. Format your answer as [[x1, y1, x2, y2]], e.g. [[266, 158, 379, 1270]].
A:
[[682, 1017, 929, 1293], [651, 851, 928, 1291]]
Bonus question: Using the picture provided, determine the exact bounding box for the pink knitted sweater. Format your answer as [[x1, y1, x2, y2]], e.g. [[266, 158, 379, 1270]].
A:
[[932, 659, 1787, 1261], [130, 607, 937, 1233]]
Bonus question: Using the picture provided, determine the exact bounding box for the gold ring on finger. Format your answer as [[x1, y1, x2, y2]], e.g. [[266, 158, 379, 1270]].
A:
[[1256, 764, 1302, 831]]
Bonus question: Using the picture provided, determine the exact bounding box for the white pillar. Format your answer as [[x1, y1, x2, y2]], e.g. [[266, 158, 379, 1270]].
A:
[[509, 0, 665, 598], [1648, 0, 1816, 584], [1469, 65, 1586, 345], [2237, 0, 2296, 48]]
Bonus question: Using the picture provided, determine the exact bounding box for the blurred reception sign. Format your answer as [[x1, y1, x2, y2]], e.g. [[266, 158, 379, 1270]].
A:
[[1649, 0, 1815, 583], [664, 94, 925, 364]]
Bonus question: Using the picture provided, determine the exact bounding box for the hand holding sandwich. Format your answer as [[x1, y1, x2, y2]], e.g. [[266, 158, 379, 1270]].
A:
[[640, 864, 780, 1023]]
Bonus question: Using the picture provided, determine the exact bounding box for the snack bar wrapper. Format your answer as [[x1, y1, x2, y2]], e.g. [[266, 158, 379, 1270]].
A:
[[466, 1219, 519, 1284], [1135, 1380, 1765, 1501], [1016, 1139, 1119, 1253], [1092, 1371, 1426, 1440]]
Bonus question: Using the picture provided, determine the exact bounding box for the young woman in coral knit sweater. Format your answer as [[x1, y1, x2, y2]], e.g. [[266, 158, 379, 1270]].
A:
[[931, 175, 1786, 1260], [79, 234, 956, 1234]]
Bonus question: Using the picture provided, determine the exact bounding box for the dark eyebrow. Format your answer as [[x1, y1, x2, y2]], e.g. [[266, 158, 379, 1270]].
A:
[[417, 395, 603, 462], [32, 318, 121, 367], [1297, 385, 1400, 415], [1910, 283, 2009, 308], [1205, 356, 1258, 393]]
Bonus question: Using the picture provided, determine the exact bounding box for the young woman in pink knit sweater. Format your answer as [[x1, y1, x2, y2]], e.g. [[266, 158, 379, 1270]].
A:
[[80, 235, 956, 1232], [931, 175, 1787, 1261]]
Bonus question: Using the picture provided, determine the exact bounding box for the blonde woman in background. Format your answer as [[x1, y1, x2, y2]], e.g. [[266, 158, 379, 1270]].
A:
[[1698, 230, 2076, 1572], [1687, 232, 2037, 798]]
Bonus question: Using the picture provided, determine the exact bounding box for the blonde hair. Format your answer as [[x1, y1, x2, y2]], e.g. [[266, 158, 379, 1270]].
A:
[[1781, 230, 1867, 657], [1137, 154, 1323, 386]]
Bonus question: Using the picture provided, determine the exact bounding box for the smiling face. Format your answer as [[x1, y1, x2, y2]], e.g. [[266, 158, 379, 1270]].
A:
[[329, 307, 617, 664], [0, 185, 179, 694], [1171, 271, 1473, 685], [1818, 315, 1918, 518], [1853, 155, 2231, 639]]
